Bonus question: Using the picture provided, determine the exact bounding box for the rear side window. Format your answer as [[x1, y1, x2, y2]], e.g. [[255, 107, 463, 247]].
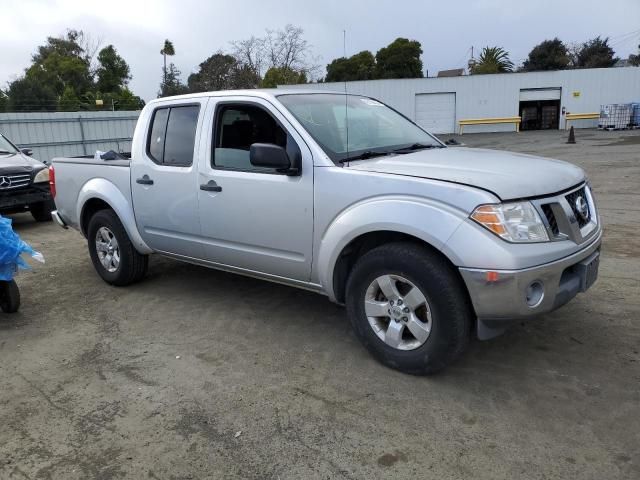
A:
[[146, 105, 200, 166]]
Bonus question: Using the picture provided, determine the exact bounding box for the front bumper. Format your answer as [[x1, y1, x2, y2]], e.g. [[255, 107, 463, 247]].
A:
[[459, 229, 602, 338], [0, 186, 51, 212]]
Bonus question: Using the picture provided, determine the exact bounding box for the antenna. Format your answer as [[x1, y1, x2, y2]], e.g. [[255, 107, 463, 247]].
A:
[[343, 29, 349, 166]]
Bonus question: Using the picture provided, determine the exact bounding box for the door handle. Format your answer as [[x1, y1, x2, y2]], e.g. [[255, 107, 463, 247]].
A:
[[200, 180, 222, 192], [136, 175, 154, 185]]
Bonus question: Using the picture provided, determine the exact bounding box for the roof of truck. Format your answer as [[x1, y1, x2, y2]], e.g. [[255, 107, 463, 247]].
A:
[[146, 88, 351, 105]]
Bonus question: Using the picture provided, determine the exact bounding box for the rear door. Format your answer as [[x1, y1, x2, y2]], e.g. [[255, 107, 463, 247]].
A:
[[196, 96, 314, 281], [131, 98, 207, 257]]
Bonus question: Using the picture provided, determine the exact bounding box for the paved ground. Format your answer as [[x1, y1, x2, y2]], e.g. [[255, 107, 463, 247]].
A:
[[1, 129, 639, 479]]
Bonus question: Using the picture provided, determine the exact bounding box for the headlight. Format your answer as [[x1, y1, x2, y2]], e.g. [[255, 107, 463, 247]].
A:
[[471, 201, 549, 243], [33, 168, 49, 183]]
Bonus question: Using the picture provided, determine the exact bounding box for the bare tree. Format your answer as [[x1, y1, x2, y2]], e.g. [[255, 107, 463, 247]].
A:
[[230, 24, 319, 82], [230, 36, 265, 78]]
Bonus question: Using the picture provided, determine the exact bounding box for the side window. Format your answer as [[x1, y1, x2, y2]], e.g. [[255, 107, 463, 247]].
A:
[[146, 105, 200, 166], [213, 104, 300, 173], [147, 108, 169, 163]]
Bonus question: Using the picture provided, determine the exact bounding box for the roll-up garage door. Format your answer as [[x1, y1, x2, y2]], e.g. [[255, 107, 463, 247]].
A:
[[415, 93, 456, 134], [519, 88, 561, 101]]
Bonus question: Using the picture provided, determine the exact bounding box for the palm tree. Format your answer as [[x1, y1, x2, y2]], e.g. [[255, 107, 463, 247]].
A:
[[469, 46, 514, 74], [160, 39, 176, 84]]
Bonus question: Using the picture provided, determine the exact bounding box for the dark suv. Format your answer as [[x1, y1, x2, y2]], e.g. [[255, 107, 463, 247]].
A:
[[0, 132, 53, 222]]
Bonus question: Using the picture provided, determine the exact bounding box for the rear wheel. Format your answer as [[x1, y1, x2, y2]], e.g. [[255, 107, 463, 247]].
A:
[[0, 280, 20, 313], [87, 209, 148, 286], [30, 200, 54, 222], [346, 242, 472, 375]]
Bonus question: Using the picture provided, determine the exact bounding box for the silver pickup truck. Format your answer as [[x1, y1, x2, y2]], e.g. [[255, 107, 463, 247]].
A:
[[51, 90, 602, 374]]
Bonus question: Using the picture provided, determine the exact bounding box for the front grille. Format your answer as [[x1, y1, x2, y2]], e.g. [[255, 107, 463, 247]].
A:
[[565, 187, 591, 228], [541, 204, 559, 235], [0, 173, 31, 190]]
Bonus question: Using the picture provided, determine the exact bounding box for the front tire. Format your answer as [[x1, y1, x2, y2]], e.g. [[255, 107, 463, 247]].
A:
[[0, 280, 21, 313], [87, 209, 148, 286], [346, 242, 472, 375], [30, 200, 54, 222]]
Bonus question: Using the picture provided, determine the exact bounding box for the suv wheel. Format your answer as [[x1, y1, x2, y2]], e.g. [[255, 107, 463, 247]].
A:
[[0, 280, 20, 313], [87, 209, 148, 286], [30, 200, 54, 222], [346, 242, 472, 375]]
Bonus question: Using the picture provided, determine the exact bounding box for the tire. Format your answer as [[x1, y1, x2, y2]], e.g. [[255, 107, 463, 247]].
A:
[[87, 209, 148, 286], [30, 200, 54, 222], [345, 242, 472, 375], [0, 280, 21, 313]]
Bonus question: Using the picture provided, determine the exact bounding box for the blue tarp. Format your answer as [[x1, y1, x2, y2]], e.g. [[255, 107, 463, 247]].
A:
[[0, 215, 41, 281]]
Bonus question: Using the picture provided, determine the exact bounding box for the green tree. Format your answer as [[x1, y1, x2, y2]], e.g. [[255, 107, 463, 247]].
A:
[[25, 29, 93, 98], [573, 36, 618, 68], [96, 45, 131, 93], [158, 63, 188, 97], [375, 38, 423, 79], [58, 85, 80, 111], [629, 44, 640, 66], [6, 77, 57, 111], [325, 50, 376, 82], [469, 46, 514, 74], [629, 45, 640, 67], [261, 66, 306, 88], [187, 52, 260, 92], [0, 90, 7, 112], [116, 88, 145, 110], [160, 39, 175, 85], [522, 38, 570, 71]]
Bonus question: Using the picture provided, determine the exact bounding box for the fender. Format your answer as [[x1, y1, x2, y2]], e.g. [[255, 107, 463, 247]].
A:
[[315, 195, 468, 302], [77, 178, 153, 255]]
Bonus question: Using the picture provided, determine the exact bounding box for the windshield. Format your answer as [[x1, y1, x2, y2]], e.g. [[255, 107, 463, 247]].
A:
[[0, 134, 18, 156], [278, 93, 442, 163]]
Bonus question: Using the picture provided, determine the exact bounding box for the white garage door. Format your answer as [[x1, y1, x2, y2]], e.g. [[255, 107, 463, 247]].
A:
[[415, 93, 456, 134]]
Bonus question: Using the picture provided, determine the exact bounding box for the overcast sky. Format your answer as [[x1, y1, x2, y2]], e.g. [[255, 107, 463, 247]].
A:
[[2, 0, 639, 101]]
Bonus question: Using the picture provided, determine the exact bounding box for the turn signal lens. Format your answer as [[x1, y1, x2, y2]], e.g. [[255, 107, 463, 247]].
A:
[[471, 202, 549, 243]]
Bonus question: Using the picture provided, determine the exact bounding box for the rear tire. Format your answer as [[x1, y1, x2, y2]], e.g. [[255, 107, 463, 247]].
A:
[[30, 200, 54, 222], [0, 280, 21, 313], [87, 209, 148, 286], [345, 242, 472, 375]]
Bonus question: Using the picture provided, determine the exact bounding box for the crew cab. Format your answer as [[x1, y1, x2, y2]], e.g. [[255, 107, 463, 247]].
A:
[[50, 90, 602, 374], [0, 132, 54, 221]]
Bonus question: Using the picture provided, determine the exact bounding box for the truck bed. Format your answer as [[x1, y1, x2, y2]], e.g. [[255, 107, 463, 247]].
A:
[[51, 154, 133, 232]]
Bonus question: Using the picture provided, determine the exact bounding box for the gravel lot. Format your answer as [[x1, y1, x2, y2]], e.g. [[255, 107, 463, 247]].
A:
[[1, 128, 639, 479]]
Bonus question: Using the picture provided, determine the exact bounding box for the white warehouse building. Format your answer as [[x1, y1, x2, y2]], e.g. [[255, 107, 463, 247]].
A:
[[280, 67, 640, 134]]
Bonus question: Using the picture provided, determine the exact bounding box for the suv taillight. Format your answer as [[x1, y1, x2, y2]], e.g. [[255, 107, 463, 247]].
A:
[[49, 165, 56, 198]]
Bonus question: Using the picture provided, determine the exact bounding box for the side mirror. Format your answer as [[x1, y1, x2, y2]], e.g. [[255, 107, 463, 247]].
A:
[[249, 143, 292, 172], [21, 148, 33, 156]]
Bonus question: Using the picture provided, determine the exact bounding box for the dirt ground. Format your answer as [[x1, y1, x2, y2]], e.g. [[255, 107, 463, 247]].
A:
[[1, 128, 638, 479]]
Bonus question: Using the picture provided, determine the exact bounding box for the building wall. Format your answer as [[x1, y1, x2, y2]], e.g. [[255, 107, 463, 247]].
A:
[[0, 111, 140, 163], [279, 67, 640, 134]]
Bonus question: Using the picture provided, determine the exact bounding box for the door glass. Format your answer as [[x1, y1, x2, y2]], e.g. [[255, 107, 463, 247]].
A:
[[164, 106, 200, 166], [213, 104, 299, 173], [147, 108, 169, 164]]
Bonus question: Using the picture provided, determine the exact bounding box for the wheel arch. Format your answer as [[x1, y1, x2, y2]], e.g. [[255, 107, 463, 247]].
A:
[[331, 230, 469, 305], [77, 178, 152, 254], [316, 196, 469, 304]]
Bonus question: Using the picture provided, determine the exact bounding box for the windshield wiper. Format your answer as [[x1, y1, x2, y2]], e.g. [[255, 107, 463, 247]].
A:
[[393, 143, 441, 153], [339, 150, 392, 163], [0, 150, 14, 154]]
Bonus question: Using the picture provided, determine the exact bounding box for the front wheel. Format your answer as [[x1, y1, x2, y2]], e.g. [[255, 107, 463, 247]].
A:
[[30, 200, 54, 222], [346, 242, 473, 375], [0, 280, 20, 313], [87, 209, 148, 286]]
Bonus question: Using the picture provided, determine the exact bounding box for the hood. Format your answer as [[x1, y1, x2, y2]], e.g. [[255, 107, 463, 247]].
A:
[[346, 147, 585, 200], [0, 152, 45, 176]]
